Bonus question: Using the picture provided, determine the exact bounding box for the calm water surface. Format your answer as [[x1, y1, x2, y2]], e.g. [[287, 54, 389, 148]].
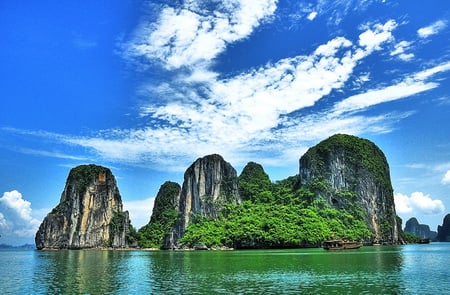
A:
[[1, 243, 449, 294]]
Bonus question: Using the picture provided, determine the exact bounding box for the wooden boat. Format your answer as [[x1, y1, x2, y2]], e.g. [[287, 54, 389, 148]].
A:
[[323, 239, 362, 250], [417, 238, 430, 244]]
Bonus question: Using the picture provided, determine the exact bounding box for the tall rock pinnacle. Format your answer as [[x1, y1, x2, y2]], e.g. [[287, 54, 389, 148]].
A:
[[165, 154, 240, 248], [35, 164, 133, 249]]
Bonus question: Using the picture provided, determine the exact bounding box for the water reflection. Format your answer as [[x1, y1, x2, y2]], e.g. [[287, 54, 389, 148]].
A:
[[144, 247, 406, 294], [32, 250, 125, 294], [21, 244, 450, 294]]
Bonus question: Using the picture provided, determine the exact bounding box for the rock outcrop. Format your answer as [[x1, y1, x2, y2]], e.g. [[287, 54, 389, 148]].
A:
[[404, 217, 437, 239], [165, 154, 240, 248], [436, 214, 450, 242], [137, 181, 181, 248], [35, 164, 133, 249], [299, 134, 399, 244]]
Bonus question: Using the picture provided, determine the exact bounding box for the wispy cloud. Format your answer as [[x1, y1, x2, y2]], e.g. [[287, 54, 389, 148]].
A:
[[16, 147, 89, 161], [442, 170, 450, 185], [310, 0, 376, 26], [68, 20, 402, 167], [4, 13, 450, 171], [125, 0, 277, 70], [4, 2, 450, 173], [390, 40, 414, 61], [417, 20, 447, 38], [72, 38, 97, 50]]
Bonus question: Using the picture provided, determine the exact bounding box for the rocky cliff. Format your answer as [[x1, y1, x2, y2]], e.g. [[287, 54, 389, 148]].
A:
[[35, 164, 133, 249], [165, 154, 240, 248], [404, 217, 437, 239], [299, 134, 399, 244], [137, 181, 181, 248], [436, 214, 450, 242]]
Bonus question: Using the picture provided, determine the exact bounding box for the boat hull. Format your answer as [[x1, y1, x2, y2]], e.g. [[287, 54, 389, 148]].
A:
[[323, 240, 362, 250]]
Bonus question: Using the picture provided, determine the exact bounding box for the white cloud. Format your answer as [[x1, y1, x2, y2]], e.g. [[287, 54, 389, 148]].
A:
[[17, 147, 89, 161], [405, 163, 427, 169], [0, 190, 41, 245], [417, 20, 447, 38], [390, 40, 414, 61], [7, 19, 450, 171], [126, 0, 278, 69], [123, 197, 155, 229], [394, 192, 445, 215], [413, 61, 450, 80], [307, 11, 318, 21], [334, 61, 450, 114], [4, 1, 450, 175], [442, 170, 450, 185], [69, 21, 399, 167], [394, 192, 413, 214], [398, 53, 414, 61], [333, 80, 437, 114], [358, 20, 396, 52]]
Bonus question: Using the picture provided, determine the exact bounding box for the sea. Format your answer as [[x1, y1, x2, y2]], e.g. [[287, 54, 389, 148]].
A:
[[1, 243, 449, 294]]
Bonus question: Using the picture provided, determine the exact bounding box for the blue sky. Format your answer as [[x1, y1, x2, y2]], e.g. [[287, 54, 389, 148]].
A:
[[1, 0, 450, 245]]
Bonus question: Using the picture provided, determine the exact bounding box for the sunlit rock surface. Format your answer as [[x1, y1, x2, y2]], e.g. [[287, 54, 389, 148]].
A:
[[35, 164, 132, 249], [165, 154, 240, 249]]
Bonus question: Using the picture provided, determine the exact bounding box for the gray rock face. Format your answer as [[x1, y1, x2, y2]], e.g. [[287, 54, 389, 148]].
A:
[[436, 214, 450, 242], [299, 134, 399, 244], [35, 164, 132, 249], [165, 154, 240, 248], [404, 217, 437, 239]]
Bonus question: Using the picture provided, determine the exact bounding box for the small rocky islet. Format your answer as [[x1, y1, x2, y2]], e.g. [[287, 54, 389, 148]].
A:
[[35, 165, 135, 249]]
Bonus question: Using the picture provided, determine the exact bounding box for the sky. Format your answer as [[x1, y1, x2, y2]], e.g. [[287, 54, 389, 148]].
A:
[[1, 0, 450, 245]]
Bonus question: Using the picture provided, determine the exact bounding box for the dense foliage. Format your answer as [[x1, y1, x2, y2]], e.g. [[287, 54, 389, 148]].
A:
[[137, 181, 180, 248], [68, 164, 109, 192], [401, 232, 421, 243], [138, 135, 398, 249], [238, 162, 273, 202], [180, 172, 371, 249]]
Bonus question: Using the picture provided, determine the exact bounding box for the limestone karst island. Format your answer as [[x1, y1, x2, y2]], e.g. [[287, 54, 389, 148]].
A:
[[36, 134, 404, 250]]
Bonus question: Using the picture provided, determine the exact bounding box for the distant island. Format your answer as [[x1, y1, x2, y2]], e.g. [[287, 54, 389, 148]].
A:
[[401, 215, 450, 243], [0, 243, 35, 250], [403, 217, 437, 242], [36, 134, 406, 250], [436, 214, 450, 242]]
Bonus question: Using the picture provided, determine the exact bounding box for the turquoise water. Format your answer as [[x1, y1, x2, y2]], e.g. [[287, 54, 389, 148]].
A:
[[1, 243, 449, 294]]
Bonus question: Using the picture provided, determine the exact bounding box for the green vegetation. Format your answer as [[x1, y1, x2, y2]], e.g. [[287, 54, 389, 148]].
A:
[[137, 134, 396, 249], [238, 162, 273, 203], [179, 169, 371, 249], [137, 181, 181, 248], [401, 232, 421, 243], [68, 164, 109, 192]]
